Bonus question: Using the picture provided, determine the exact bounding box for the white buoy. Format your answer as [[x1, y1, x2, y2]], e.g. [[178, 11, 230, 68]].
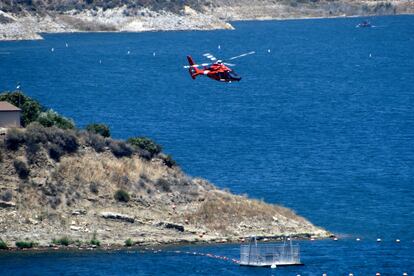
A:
[[396, 239, 400, 243], [376, 273, 380, 276], [51, 48, 54, 52], [218, 45, 221, 50], [153, 52, 156, 56], [349, 273, 354, 276], [377, 238, 382, 242], [333, 237, 338, 241], [65, 43, 68, 47], [369, 53, 372, 58], [270, 264, 277, 269], [267, 49, 271, 53], [322, 273, 327, 276], [356, 238, 360, 241], [127, 50, 130, 55], [403, 273, 408, 276]]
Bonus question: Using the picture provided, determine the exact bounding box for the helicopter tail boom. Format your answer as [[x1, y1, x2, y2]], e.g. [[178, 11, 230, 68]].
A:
[[187, 56, 202, 80]]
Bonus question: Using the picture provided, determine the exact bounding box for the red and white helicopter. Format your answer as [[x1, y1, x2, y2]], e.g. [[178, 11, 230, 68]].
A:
[[184, 51, 255, 82]]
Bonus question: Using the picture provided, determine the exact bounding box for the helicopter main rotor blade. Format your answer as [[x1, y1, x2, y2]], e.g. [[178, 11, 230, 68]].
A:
[[183, 63, 211, 68], [223, 62, 236, 67], [203, 53, 217, 61], [227, 51, 255, 61]]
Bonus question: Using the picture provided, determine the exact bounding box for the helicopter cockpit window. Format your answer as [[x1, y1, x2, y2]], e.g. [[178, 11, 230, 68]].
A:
[[228, 71, 239, 78]]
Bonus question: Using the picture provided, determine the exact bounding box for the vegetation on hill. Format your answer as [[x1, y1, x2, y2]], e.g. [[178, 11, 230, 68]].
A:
[[0, 91, 329, 248], [0, 91, 74, 128], [0, 91, 169, 163], [86, 123, 111, 138]]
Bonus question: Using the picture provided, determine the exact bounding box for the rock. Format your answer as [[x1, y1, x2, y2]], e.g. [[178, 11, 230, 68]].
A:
[[156, 222, 184, 232], [100, 212, 135, 223], [0, 200, 16, 208], [72, 209, 87, 216], [28, 218, 39, 225], [31, 177, 46, 187], [87, 197, 98, 202]]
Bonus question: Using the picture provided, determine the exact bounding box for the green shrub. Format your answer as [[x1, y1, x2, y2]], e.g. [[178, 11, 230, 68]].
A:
[[26, 123, 79, 161], [127, 137, 161, 158], [90, 232, 100, 247], [114, 189, 130, 202], [37, 110, 75, 130], [124, 238, 134, 247], [86, 123, 110, 138], [52, 236, 72, 246], [15, 240, 36, 249], [90, 239, 100, 246], [0, 239, 8, 250], [21, 100, 43, 127], [25, 122, 48, 144], [13, 159, 30, 179], [108, 140, 133, 158], [74, 239, 83, 246], [5, 128, 25, 150], [47, 128, 79, 154]]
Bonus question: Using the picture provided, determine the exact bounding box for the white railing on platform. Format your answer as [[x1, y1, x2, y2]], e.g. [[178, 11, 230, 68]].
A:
[[240, 239, 300, 266]]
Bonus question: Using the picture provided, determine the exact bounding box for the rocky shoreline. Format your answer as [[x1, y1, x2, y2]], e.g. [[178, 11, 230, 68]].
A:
[[0, 233, 332, 253], [1, 1, 414, 41]]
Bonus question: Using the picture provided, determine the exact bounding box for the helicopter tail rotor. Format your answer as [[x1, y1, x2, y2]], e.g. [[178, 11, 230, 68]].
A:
[[185, 55, 203, 79]]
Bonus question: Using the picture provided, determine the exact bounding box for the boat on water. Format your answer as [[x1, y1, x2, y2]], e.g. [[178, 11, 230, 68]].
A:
[[239, 236, 303, 267], [356, 20, 372, 28]]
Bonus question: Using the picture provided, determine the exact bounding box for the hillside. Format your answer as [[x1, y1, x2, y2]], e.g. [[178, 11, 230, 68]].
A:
[[1, 0, 413, 40], [0, 91, 330, 249]]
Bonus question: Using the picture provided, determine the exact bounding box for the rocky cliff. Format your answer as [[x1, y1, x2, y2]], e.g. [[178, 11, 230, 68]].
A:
[[0, 0, 413, 40]]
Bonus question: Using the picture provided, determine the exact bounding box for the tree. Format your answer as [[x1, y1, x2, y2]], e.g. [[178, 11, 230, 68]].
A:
[[36, 110, 75, 129], [127, 137, 162, 158], [86, 123, 110, 137]]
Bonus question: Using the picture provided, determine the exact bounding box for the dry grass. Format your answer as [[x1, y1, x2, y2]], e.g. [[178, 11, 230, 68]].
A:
[[54, 151, 175, 197], [183, 192, 308, 235]]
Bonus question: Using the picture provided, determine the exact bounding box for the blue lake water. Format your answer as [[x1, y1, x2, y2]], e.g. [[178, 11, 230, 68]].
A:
[[0, 15, 413, 275]]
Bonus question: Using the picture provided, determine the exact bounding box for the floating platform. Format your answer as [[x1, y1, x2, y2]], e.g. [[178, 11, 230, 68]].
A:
[[240, 237, 303, 267]]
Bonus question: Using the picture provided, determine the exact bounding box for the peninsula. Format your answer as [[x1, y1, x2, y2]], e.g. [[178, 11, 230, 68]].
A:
[[0, 91, 330, 249]]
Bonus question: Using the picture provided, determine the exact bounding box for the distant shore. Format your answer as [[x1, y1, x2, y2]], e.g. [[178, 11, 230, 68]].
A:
[[1, 1, 413, 41]]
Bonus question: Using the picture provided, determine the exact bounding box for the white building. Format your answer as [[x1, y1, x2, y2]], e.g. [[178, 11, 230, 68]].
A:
[[0, 101, 21, 128]]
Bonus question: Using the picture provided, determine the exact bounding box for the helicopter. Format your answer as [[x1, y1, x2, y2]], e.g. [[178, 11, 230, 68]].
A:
[[184, 51, 255, 82]]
